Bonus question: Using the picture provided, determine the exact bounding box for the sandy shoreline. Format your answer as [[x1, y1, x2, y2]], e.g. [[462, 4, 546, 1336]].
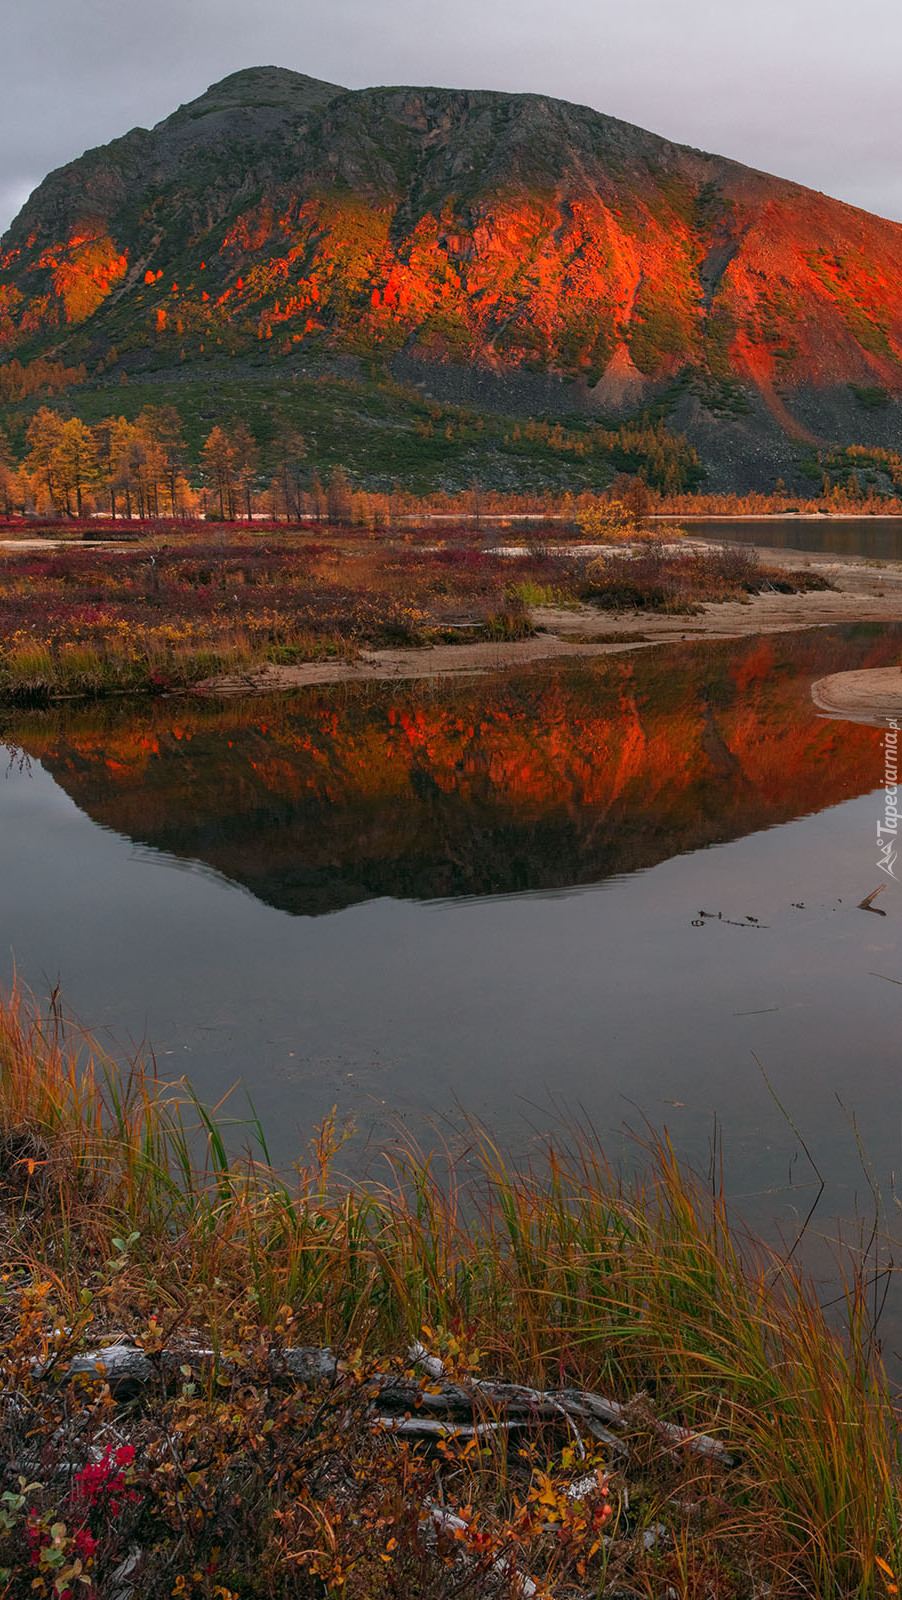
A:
[[199, 542, 902, 696], [811, 668, 902, 725]]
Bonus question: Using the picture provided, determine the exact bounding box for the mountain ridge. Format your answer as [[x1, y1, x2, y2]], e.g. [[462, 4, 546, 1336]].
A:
[[4, 66, 902, 490]]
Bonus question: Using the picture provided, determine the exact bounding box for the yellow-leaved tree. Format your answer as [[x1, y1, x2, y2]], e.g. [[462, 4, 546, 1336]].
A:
[[576, 495, 685, 544], [575, 499, 640, 542]]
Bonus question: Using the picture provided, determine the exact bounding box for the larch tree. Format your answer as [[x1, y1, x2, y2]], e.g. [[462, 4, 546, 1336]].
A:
[[62, 418, 99, 517], [308, 472, 327, 523], [93, 416, 126, 519], [202, 425, 237, 520], [139, 405, 186, 515], [271, 424, 306, 522], [231, 421, 259, 521], [25, 412, 99, 517], [25, 408, 68, 514], [132, 411, 170, 517], [112, 420, 142, 520], [326, 465, 353, 526], [0, 427, 17, 517]]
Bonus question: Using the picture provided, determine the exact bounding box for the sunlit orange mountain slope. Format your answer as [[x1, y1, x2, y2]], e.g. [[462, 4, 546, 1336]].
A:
[[5, 66, 902, 486]]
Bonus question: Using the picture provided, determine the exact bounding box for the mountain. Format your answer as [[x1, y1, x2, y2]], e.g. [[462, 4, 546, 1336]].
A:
[[4, 66, 902, 489]]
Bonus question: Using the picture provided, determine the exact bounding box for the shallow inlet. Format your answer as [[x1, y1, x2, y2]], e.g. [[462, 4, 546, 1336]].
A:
[[1, 624, 901, 1260]]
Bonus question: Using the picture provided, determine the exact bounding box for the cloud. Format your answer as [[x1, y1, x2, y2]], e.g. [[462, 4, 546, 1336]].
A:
[[3, 0, 902, 234]]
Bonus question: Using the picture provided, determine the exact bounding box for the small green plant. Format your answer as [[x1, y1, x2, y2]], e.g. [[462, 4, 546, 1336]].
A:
[[509, 579, 560, 606], [850, 383, 891, 411]]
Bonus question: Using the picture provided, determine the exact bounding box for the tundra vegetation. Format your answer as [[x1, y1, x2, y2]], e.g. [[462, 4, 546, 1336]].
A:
[[0, 516, 829, 705], [0, 985, 901, 1598]]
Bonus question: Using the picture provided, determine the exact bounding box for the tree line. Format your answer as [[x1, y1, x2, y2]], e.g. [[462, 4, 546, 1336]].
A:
[[0, 406, 357, 523], [0, 408, 663, 527], [0, 403, 896, 526]]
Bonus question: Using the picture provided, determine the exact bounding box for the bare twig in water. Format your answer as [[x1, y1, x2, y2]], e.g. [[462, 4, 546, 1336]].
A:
[[859, 886, 887, 915], [753, 1054, 825, 1280]]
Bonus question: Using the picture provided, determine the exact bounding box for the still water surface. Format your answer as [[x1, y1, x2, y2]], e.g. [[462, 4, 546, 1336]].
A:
[[1, 622, 901, 1256], [695, 515, 902, 561]]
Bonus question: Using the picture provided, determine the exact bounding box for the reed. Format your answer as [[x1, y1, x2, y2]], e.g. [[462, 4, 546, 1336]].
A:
[[1, 983, 900, 1595]]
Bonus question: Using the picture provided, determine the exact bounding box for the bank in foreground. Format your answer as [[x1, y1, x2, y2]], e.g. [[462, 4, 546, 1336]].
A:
[[0, 987, 900, 1598]]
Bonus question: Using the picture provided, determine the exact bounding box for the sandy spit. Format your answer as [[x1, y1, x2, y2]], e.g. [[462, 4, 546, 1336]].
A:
[[811, 668, 902, 726]]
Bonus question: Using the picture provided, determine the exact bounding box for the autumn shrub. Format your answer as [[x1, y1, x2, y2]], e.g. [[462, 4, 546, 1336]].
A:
[[509, 580, 561, 607], [579, 543, 831, 613], [574, 498, 644, 542]]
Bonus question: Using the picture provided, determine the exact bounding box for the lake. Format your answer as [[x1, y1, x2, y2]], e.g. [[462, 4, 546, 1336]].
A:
[[1, 622, 901, 1264], [692, 515, 902, 561]]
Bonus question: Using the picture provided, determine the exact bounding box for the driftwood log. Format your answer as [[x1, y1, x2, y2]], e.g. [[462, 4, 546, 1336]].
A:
[[39, 1338, 733, 1466]]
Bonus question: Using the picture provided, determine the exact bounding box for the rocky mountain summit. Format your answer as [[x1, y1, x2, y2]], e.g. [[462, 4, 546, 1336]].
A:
[[4, 66, 902, 487]]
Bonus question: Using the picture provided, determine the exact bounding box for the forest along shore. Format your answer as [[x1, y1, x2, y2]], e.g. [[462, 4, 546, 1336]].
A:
[[199, 542, 902, 695]]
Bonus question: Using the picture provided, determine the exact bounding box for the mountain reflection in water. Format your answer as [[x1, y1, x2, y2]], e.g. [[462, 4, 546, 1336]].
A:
[[5, 626, 899, 914]]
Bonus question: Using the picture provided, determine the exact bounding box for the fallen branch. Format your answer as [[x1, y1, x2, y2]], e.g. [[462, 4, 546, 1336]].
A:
[[408, 1343, 733, 1465], [423, 1502, 540, 1599], [36, 1338, 733, 1465]]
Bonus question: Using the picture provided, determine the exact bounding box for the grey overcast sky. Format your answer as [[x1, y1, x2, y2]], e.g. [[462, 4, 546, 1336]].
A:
[[2, 0, 900, 236]]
